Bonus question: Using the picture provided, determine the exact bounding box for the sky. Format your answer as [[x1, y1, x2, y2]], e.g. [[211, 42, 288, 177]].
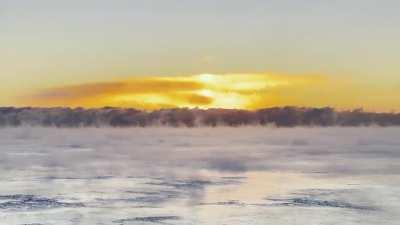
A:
[[1, 0, 399, 111]]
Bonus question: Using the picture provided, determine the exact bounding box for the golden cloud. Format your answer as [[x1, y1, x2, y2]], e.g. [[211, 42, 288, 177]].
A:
[[19, 73, 400, 111]]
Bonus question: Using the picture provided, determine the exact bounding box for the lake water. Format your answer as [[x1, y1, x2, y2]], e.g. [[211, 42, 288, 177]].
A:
[[0, 127, 399, 224]]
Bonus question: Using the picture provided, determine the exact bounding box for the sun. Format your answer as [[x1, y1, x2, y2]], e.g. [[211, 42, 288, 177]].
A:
[[197, 74, 217, 84]]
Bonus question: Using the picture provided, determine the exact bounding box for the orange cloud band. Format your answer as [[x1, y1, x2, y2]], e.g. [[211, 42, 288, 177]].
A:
[[18, 73, 400, 111]]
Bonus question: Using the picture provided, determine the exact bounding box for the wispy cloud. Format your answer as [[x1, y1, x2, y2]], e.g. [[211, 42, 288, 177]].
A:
[[18, 73, 400, 111]]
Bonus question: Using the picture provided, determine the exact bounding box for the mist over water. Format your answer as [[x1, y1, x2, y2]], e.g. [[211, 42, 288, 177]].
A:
[[0, 127, 399, 224]]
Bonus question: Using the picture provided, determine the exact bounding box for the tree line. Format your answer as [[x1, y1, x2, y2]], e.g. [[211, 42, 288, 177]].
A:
[[0, 106, 399, 127]]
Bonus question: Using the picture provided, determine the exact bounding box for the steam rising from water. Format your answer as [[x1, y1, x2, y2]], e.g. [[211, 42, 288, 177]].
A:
[[0, 127, 399, 224]]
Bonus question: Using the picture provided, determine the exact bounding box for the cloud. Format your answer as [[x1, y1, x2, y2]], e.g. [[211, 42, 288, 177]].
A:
[[30, 78, 204, 100], [20, 76, 210, 109], [19, 73, 320, 109], [18, 73, 400, 111]]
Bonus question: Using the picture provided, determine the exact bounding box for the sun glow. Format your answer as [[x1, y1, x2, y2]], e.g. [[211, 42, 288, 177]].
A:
[[197, 74, 218, 84], [22, 73, 334, 110]]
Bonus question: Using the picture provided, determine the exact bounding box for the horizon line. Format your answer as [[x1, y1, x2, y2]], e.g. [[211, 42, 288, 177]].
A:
[[1, 105, 399, 114]]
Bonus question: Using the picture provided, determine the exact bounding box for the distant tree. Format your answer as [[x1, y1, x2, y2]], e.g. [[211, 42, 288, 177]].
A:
[[303, 107, 336, 126], [202, 112, 218, 127], [176, 109, 196, 127], [258, 107, 302, 127], [1, 106, 400, 127], [221, 110, 257, 126]]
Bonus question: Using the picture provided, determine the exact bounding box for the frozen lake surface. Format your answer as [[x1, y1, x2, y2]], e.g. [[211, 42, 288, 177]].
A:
[[0, 127, 399, 224]]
